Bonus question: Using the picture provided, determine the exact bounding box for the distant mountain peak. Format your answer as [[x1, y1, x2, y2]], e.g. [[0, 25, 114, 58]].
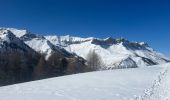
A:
[[0, 27, 29, 38], [0, 29, 20, 43], [0, 28, 35, 53]]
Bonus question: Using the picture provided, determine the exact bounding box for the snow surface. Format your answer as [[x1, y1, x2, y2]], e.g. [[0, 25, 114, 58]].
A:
[[137, 63, 170, 100], [0, 63, 170, 100]]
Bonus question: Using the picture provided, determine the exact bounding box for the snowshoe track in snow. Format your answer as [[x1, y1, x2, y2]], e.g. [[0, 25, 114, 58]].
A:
[[136, 65, 170, 100]]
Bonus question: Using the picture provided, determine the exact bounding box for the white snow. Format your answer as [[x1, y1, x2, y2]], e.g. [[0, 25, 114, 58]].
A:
[[0, 29, 21, 44], [0, 30, 11, 43], [149, 67, 170, 100], [0, 63, 170, 100], [2, 28, 28, 38], [64, 41, 133, 68], [0, 29, 32, 51], [45, 35, 94, 46], [24, 38, 53, 58], [137, 63, 170, 100]]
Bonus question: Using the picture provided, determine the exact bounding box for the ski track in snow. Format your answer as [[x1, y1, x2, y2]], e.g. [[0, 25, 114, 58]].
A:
[[136, 64, 170, 100]]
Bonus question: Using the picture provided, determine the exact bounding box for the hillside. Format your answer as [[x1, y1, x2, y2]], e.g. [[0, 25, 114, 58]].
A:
[[0, 63, 169, 100]]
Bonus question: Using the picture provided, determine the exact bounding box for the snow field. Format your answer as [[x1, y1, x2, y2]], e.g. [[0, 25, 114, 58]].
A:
[[0, 63, 169, 100]]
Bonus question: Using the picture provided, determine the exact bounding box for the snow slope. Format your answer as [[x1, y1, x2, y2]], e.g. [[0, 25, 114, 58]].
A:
[[138, 63, 170, 100], [0, 63, 169, 100], [21, 33, 61, 58]]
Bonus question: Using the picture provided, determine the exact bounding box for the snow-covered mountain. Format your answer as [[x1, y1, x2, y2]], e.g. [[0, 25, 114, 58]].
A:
[[0, 28, 77, 59], [0, 27, 87, 69], [1, 28, 169, 69], [46, 35, 170, 69], [20, 32, 73, 59], [0, 28, 35, 53], [0, 28, 88, 86]]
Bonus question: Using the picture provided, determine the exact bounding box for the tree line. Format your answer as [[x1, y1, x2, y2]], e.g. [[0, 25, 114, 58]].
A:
[[0, 49, 103, 86], [0, 50, 87, 86]]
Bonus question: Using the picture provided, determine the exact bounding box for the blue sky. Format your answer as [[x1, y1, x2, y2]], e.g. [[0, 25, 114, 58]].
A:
[[0, 0, 170, 56]]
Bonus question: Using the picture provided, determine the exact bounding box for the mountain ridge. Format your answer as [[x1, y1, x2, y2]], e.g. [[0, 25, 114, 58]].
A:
[[1, 27, 170, 69], [45, 34, 170, 69]]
